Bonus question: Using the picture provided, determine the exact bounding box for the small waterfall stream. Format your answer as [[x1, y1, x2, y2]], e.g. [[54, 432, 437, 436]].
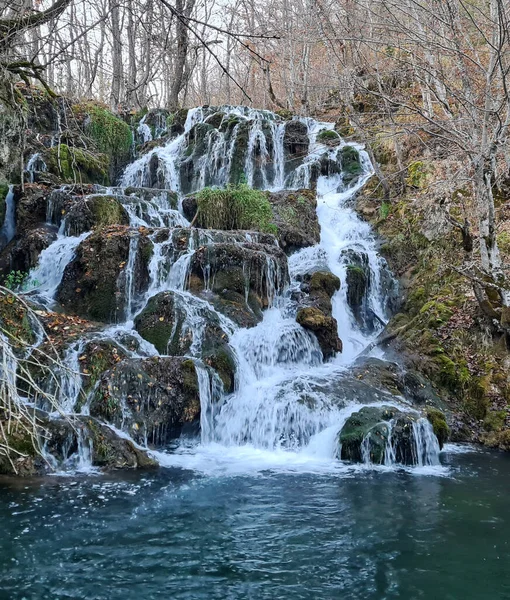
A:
[[23, 106, 441, 473]]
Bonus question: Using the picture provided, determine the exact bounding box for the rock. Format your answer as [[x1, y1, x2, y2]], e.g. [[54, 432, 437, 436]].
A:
[[283, 121, 309, 176], [426, 408, 449, 449], [0, 413, 157, 476], [339, 405, 425, 465], [56, 226, 152, 322], [64, 195, 129, 235], [308, 270, 340, 314], [267, 189, 320, 253], [296, 307, 342, 359], [0, 224, 57, 275], [90, 356, 202, 447], [189, 240, 289, 326], [340, 146, 363, 184], [133, 291, 236, 392], [346, 264, 368, 316]]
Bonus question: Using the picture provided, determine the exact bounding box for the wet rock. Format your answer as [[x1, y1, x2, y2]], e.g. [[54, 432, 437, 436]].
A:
[[64, 195, 129, 235], [338, 405, 426, 465], [340, 146, 363, 184], [267, 189, 320, 253], [90, 356, 201, 447], [283, 121, 309, 176], [0, 224, 58, 275], [308, 271, 340, 314], [0, 412, 157, 476], [133, 291, 236, 392], [57, 226, 152, 322], [296, 307, 342, 359], [189, 240, 289, 326], [426, 407, 449, 448]]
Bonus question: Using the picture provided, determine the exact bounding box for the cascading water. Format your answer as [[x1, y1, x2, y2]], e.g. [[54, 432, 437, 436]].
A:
[[0, 184, 15, 249], [22, 105, 442, 473]]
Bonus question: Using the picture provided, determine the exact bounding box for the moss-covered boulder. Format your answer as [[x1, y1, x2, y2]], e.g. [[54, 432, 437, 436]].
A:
[[0, 412, 157, 476], [308, 271, 341, 314], [56, 226, 152, 322], [90, 356, 202, 447], [346, 265, 367, 313], [189, 240, 289, 326], [46, 144, 110, 185], [317, 129, 341, 147], [133, 291, 236, 392], [267, 189, 320, 253], [64, 195, 129, 235], [339, 405, 436, 465], [340, 146, 363, 184], [296, 307, 342, 359], [426, 408, 449, 449]]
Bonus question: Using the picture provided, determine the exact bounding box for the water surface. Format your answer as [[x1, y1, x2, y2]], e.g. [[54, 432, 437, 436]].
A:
[[1, 447, 509, 599]]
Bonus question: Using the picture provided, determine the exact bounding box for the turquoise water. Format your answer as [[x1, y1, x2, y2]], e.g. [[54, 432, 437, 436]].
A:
[[1, 446, 510, 599]]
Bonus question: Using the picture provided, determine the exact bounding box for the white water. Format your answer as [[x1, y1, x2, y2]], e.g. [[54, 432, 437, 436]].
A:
[[15, 106, 442, 475], [26, 153, 47, 183], [0, 184, 15, 248]]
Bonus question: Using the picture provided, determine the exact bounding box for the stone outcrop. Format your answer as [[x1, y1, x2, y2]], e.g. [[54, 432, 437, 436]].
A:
[[90, 356, 202, 447]]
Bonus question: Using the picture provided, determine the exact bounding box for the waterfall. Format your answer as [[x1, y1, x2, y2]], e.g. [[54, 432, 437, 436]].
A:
[[0, 185, 15, 249], [18, 105, 441, 473], [28, 230, 90, 304], [26, 153, 47, 183]]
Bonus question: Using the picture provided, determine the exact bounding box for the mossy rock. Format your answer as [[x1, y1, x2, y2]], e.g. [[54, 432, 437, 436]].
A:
[[426, 408, 449, 449], [46, 144, 109, 185], [340, 146, 363, 183], [296, 306, 342, 359], [65, 195, 129, 235], [134, 292, 181, 354], [90, 356, 201, 447], [317, 129, 341, 146], [483, 410, 506, 433], [406, 161, 431, 189], [339, 406, 399, 463]]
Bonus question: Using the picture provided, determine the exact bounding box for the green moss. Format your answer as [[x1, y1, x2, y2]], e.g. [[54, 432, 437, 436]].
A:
[[206, 347, 236, 393], [497, 232, 510, 255], [310, 271, 341, 297], [341, 146, 363, 181], [426, 408, 449, 448], [406, 161, 430, 189], [89, 196, 129, 228], [275, 109, 293, 120], [465, 376, 491, 420], [483, 410, 506, 432], [194, 183, 276, 233], [47, 144, 109, 184], [80, 104, 133, 159], [317, 129, 341, 146], [419, 300, 453, 328], [182, 359, 199, 394]]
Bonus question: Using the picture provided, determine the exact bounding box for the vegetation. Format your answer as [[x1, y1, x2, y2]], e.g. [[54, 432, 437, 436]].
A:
[[193, 184, 277, 234]]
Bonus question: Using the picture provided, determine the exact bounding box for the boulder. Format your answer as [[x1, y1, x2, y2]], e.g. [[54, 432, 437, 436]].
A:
[[189, 240, 289, 326], [0, 412, 157, 476], [283, 121, 309, 176], [267, 189, 320, 253], [90, 356, 202, 447], [296, 307, 342, 359], [64, 194, 129, 235], [339, 405, 442, 465], [134, 291, 236, 392], [56, 226, 152, 322]]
